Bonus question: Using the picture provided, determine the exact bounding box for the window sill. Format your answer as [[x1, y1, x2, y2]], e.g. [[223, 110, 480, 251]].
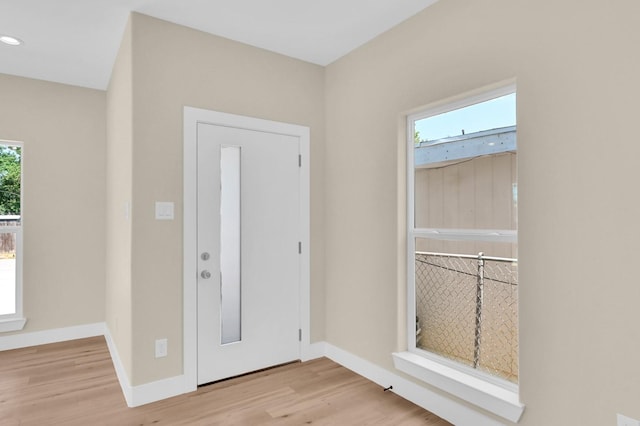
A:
[[392, 351, 525, 423], [0, 317, 27, 333]]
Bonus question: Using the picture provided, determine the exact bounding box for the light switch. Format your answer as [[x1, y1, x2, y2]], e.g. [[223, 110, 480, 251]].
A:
[[155, 202, 174, 220], [155, 338, 168, 358]]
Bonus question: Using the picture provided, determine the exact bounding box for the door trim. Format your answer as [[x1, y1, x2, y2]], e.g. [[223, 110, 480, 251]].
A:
[[183, 107, 311, 390]]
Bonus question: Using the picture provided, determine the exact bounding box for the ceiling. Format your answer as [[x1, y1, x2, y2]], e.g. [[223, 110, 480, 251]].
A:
[[0, 0, 439, 90]]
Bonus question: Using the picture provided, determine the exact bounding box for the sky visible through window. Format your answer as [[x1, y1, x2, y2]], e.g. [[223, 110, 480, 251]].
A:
[[415, 93, 516, 143]]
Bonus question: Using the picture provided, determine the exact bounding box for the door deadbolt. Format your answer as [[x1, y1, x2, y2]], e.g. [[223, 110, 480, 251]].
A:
[[201, 252, 210, 261]]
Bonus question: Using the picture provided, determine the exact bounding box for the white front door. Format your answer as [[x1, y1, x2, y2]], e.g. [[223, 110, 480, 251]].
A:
[[196, 122, 301, 385]]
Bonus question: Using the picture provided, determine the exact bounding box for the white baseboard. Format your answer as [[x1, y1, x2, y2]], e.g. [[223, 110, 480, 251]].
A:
[[301, 341, 326, 361], [102, 327, 134, 406], [0, 322, 106, 351], [0, 323, 188, 408], [322, 342, 504, 426], [129, 375, 189, 407], [103, 326, 189, 407], [0, 326, 508, 422]]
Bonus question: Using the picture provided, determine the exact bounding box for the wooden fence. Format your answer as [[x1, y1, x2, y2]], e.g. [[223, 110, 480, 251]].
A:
[[0, 216, 20, 257]]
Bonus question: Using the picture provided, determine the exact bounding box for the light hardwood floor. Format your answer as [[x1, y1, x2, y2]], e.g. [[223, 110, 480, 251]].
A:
[[0, 336, 452, 425]]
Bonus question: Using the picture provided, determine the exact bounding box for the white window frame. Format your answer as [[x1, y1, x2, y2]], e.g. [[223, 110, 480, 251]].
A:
[[393, 83, 525, 422], [0, 140, 25, 333]]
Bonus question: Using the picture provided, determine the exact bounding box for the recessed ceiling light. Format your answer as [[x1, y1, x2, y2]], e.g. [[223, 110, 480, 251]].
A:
[[0, 35, 23, 46]]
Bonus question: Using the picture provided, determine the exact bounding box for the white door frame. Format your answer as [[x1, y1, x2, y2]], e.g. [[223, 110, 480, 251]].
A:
[[183, 106, 311, 391]]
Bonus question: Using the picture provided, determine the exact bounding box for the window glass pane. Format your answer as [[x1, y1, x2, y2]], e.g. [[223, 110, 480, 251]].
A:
[[414, 93, 516, 231], [0, 144, 20, 317], [410, 89, 518, 384], [414, 238, 518, 383], [415, 93, 515, 144], [0, 231, 16, 315], [0, 146, 21, 223]]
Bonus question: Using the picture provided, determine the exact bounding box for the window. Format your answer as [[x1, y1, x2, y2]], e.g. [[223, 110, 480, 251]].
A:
[[393, 84, 524, 422], [0, 142, 24, 332]]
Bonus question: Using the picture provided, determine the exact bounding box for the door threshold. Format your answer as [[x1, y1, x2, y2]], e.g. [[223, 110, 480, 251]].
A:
[[198, 360, 302, 388]]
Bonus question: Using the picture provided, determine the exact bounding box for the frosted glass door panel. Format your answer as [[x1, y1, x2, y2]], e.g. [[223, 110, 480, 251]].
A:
[[220, 146, 241, 345]]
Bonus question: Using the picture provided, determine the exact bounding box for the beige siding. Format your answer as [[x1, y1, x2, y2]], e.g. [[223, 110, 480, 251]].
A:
[[415, 152, 517, 258]]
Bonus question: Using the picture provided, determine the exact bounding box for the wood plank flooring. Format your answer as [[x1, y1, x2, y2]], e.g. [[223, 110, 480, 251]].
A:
[[0, 337, 452, 425]]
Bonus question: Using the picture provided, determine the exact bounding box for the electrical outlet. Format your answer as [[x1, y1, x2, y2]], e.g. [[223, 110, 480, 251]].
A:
[[618, 414, 640, 426], [155, 338, 168, 358]]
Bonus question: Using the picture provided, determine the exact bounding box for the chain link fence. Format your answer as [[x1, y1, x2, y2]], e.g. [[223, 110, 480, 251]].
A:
[[415, 251, 518, 382]]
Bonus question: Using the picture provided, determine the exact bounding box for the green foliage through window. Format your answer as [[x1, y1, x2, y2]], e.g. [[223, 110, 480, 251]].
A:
[[0, 146, 21, 215]]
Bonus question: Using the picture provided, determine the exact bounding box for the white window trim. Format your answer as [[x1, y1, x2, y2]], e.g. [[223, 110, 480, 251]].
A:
[[0, 140, 25, 333], [0, 317, 26, 333], [392, 351, 524, 422], [399, 82, 524, 422]]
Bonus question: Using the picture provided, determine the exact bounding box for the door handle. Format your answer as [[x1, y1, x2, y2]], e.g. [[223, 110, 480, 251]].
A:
[[201, 270, 212, 279]]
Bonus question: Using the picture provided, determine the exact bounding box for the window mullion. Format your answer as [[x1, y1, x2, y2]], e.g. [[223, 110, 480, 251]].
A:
[[412, 228, 517, 243]]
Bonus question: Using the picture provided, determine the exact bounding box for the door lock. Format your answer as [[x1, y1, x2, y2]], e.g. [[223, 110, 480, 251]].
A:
[[201, 270, 212, 279], [201, 252, 210, 261]]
